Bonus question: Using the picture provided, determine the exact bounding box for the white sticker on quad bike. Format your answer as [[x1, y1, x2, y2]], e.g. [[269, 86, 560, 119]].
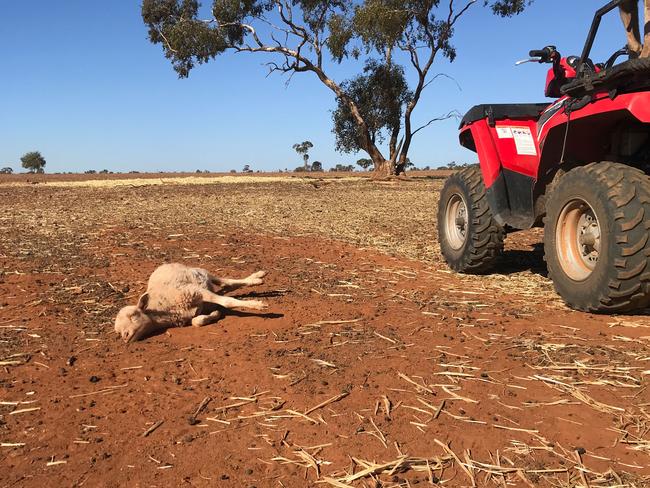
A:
[[511, 127, 537, 156], [496, 127, 513, 138]]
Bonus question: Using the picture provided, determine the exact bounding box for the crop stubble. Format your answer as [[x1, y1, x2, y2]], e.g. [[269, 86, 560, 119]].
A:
[[0, 175, 648, 487]]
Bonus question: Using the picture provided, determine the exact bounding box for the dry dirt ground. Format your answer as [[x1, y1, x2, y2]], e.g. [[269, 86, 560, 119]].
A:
[[1, 174, 649, 488]]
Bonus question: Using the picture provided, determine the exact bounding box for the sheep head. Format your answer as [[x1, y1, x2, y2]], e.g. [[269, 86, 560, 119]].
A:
[[114, 293, 154, 343]]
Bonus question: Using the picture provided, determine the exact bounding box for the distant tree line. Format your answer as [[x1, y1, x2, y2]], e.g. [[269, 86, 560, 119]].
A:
[[0, 151, 469, 175], [331, 164, 355, 172], [354, 157, 472, 171], [436, 161, 472, 171], [0, 151, 47, 174]]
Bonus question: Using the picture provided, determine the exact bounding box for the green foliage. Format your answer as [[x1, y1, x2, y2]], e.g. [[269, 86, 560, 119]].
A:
[[356, 158, 373, 170], [142, 0, 532, 172], [353, 0, 409, 59], [299, 0, 349, 32], [142, 0, 528, 77], [311, 161, 323, 172], [212, 0, 271, 44], [293, 141, 314, 169], [142, 0, 229, 77], [20, 151, 46, 173], [333, 60, 411, 154], [488, 0, 533, 17], [293, 141, 314, 156], [330, 163, 355, 172], [0, 167, 13, 174], [327, 13, 355, 62], [351, 0, 465, 63]]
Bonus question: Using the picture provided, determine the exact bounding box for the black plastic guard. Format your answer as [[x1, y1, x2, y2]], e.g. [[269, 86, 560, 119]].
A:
[[486, 169, 536, 230], [460, 103, 549, 128]]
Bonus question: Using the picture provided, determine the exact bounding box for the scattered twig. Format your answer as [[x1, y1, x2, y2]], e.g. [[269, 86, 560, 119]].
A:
[[142, 420, 164, 437]]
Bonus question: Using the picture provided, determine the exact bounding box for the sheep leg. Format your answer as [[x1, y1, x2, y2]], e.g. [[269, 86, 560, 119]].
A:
[[191, 309, 223, 327], [210, 271, 267, 292], [200, 289, 268, 311], [641, 0, 650, 58], [620, 0, 643, 57]]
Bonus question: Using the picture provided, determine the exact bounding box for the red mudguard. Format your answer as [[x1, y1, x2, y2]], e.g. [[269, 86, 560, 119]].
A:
[[460, 92, 650, 229], [461, 119, 540, 188]]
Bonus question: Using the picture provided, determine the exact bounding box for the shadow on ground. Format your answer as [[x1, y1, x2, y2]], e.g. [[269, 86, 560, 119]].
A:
[[499, 243, 548, 277]]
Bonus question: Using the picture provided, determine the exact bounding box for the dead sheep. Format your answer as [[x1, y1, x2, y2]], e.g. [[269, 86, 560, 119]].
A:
[[114, 263, 268, 342]]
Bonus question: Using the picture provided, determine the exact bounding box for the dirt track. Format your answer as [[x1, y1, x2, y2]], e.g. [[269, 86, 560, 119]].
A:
[[1, 176, 649, 487]]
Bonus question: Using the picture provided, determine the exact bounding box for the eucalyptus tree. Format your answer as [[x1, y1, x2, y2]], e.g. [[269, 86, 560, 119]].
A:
[[143, 0, 530, 176], [356, 158, 372, 170], [293, 140, 314, 170], [332, 60, 413, 173], [20, 151, 46, 174]]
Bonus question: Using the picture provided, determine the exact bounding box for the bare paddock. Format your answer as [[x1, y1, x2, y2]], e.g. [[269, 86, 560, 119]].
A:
[[1, 175, 649, 487]]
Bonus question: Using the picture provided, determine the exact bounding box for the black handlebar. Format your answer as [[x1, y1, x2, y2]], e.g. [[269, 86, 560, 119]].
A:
[[529, 46, 558, 63]]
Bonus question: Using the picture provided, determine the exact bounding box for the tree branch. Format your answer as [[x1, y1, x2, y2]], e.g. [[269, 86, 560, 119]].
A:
[[423, 73, 462, 91], [155, 27, 178, 54], [411, 110, 461, 137], [398, 0, 477, 166]]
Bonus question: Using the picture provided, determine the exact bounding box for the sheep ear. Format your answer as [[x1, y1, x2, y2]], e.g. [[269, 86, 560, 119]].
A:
[[137, 293, 149, 310]]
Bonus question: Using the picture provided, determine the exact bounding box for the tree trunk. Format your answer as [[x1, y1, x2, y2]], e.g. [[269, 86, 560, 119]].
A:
[[399, 104, 415, 173], [308, 68, 392, 179], [389, 126, 399, 161], [372, 157, 396, 178]]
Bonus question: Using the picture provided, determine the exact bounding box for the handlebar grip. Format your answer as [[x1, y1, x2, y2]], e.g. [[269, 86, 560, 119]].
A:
[[529, 49, 546, 58]]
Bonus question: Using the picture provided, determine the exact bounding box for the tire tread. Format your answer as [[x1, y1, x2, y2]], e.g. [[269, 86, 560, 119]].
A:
[[438, 166, 505, 274], [544, 162, 650, 312]]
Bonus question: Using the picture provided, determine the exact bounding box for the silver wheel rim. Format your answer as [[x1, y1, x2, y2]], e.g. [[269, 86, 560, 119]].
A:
[[556, 199, 601, 282], [445, 193, 468, 250]]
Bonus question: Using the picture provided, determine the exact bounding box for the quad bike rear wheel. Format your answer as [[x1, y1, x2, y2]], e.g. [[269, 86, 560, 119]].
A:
[[544, 162, 650, 312], [438, 166, 504, 273]]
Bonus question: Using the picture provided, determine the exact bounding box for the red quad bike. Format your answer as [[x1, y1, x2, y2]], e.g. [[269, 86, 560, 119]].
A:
[[438, 0, 650, 313]]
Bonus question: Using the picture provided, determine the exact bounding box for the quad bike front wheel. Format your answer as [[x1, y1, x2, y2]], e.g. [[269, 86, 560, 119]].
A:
[[438, 166, 504, 273], [545, 162, 650, 312]]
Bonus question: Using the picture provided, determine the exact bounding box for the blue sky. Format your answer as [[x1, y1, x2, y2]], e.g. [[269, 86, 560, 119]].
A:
[[0, 1, 631, 173]]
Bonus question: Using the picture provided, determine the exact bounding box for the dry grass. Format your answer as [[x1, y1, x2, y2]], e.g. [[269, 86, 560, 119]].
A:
[[0, 175, 558, 311], [2, 174, 648, 487], [0, 175, 362, 188]]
